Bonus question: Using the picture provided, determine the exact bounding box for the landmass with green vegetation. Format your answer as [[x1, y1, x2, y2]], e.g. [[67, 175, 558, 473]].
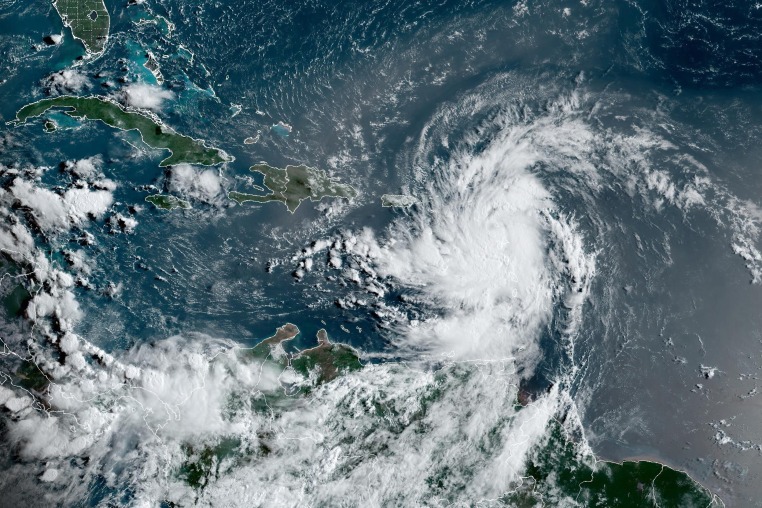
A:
[[0, 258, 48, 394], [3, 284, 30, 319], [179, 438, 241, 491], [0, 257, 30, 320], [145, 194, 191, 210], [52, 0, 110, 55], [381, 193, 417, 208], [178, 324, 362, 491], [291, 328, 363, 384], [173, 326, 717, 504], [505, 419, 722, 507], [14, 96, 231, 167], [243, 324, 362, 386], [144, 51, 164, 84], [229, 163, 357, 213]]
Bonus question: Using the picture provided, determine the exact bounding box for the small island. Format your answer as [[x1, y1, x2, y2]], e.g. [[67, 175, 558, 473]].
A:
[[53, 0, 110, 55], [145, 194, 191, 210], [14, 96, 231, 167], [229, 163, 357, 213], [144, 51, 164, 84], [381, 194, 417, 208]]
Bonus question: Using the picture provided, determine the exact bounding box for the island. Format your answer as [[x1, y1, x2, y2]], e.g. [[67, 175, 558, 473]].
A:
[[229, 163, 357, 213], [144, 51, 164, 85], [52, 0, 110, 55], [145, 194, 191, 210], [381, 193, 417, 208], [13, 96, 231, 167]]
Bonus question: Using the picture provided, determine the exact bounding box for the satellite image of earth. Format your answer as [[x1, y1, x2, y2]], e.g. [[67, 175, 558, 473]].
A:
[[0, 0, 761, 506]]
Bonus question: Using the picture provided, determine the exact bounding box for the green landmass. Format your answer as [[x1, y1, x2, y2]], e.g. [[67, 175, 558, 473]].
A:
[[43, 120, 57, 133], [179, 438, 241, 491], [242, 324, 362, 385], [145, 194, 190, 210], [174, 328, 715, 504], [52, 0, 110, 55], [506, 420, 721, 507], [15, 361, 51, 394], [229, 163, 357, 213], [381, 193, 417, 208], [144, 51, 164, 85], [3, 284, 30, 318], [179, 325, 362, 491], [14, 96, 230, 167], [291, 329, 363, 384], [0, 260, 49, 395]]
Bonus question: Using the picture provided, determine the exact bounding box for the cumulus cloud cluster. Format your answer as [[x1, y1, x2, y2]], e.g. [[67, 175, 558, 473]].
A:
[[43, 69, 89, 95], [294, 95, 598, 365], [168, 164, 222, 202], [0, 125, 571, 506], [0, 84, 757, 507], [9, 176, 112, 233], [0, 170, 121, 395], [120, 83, 175, 111], [63, 156, 101, 180], [0, 158, 142, 433]]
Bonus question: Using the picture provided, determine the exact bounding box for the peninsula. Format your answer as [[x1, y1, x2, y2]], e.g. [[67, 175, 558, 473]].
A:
[[52, 0, 110, 55]]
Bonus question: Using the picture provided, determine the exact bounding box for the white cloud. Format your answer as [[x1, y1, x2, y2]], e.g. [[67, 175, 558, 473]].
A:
[[9, 178, 113, 233], [44, 69, 88, 94], [0, 330, 560, 507], [109, 213, 138, 233], [26, 285, 82, 331], [63, 156, 102, 181], [0, 206, 36, 263], [303, 101, 601, 363], [45, 34, 63, 46], [10, 178, 70, 232], [121, 83, 175, 111], [40, 469, 60, 483], [63, 187, 113, 222], [168, 164, 222, 202], [2, 86, 752, 508]]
